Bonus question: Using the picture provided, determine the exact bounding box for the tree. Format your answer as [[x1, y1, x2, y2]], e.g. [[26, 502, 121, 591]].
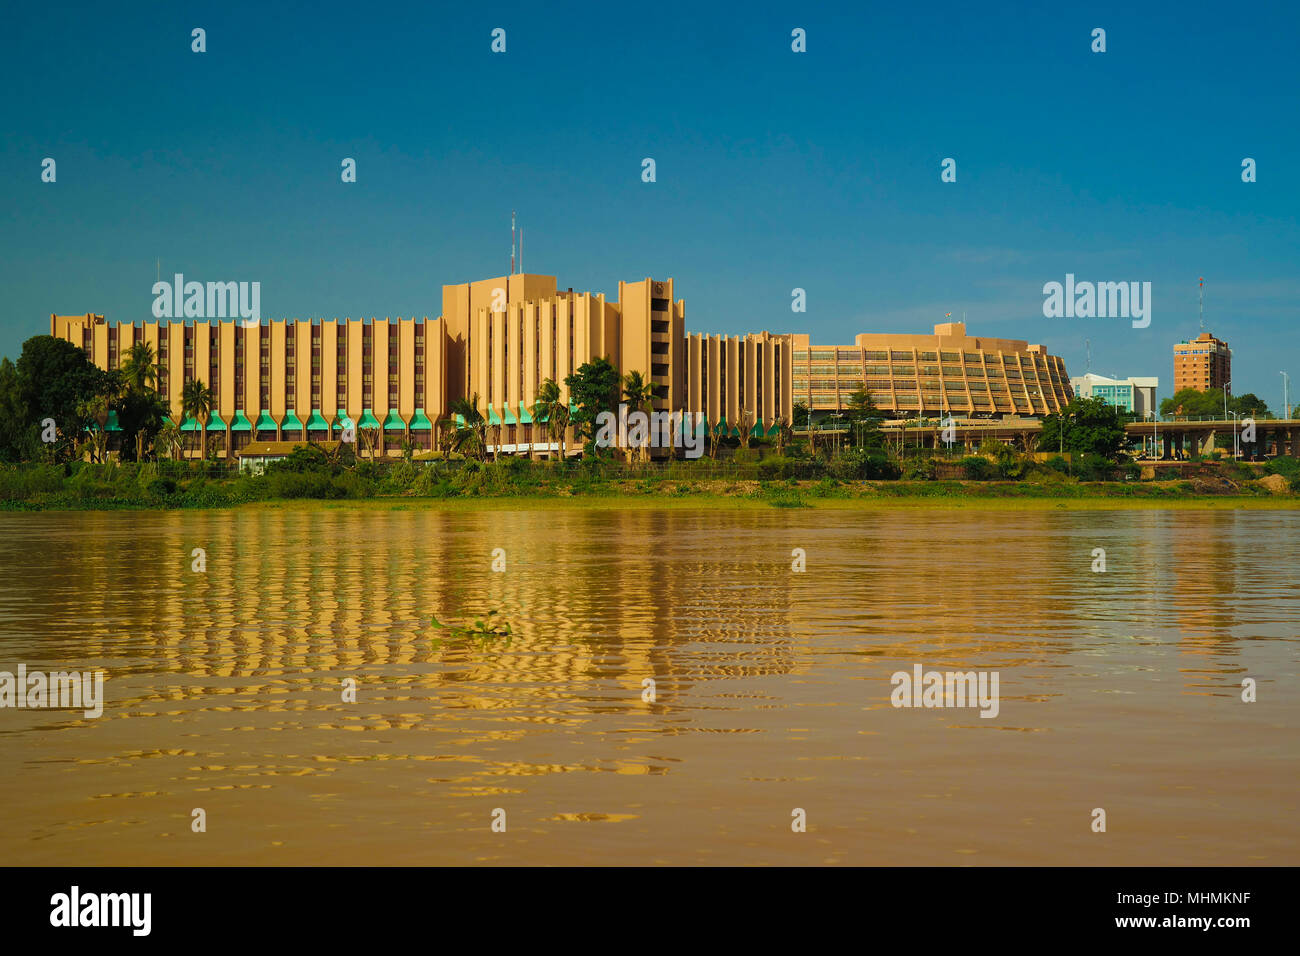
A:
[[844, 387, 884, 448], [775, 416, 791, 457], [116, 387, 167, 462], [792, 400, 812, 453], [448, 394, 489, 461], [14, 335, 115, 461], [155, 420, 183, 460], [564, 357, 620, 454], [77, 391, 113, 463], [181, 379, 214, 459], [1160, 387, 1226, 419], [0, 357, 35, 462], [1230, 392, 1270, 418], [1039, 396, 1128, 460], [531, 379, 569, 462], [621, 369, 656, 464], [121, 342, 158, 394]]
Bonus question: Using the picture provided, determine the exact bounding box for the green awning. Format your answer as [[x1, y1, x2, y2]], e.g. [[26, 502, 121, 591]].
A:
[[502, 405, 518, 425], [180, 416, 200, 431], [410, 409, 433, 430], [357, 409, 380, 429], [207, 412, 227, 430], [517, 402, 534, 425], [281, 410, 304, 431], [105, 411, 122, 432], [254, 411, 277, 432], [382, 409, 405, 430], [333, 411, 353, 430], [305, 410, 330, 430], [487, 404, 502, 426], [230, 411, 253, 432], [454, 413, 466, 427], [766, 421, 782, 438], [750, 419, 765, 438], [569, 401, 579, 415], [162, 415, 174, 427], [714, 419, 728, 435]]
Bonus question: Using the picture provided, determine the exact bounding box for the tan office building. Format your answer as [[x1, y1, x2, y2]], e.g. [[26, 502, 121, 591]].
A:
[[790, 322, 1073, 420], [1173, 332, 1231, 394], [51, 273, 791, 458]]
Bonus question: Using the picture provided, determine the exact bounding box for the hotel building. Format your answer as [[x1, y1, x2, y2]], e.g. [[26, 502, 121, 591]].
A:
[[790, 322, 1073, 421], [51, 273, 791, 459], [1173, 331, 1231, 394]]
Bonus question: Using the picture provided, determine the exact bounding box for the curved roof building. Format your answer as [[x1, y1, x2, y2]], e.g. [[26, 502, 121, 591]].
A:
[[791, 322, 1073, 420]]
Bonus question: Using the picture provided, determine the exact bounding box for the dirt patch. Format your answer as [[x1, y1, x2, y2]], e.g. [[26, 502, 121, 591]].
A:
[[1189, 476, 1240, 495], [1256, 473, 1291, 494]]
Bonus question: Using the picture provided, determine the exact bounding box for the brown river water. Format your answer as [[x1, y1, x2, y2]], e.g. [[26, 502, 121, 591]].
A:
[[0, 504, 1296, 865]]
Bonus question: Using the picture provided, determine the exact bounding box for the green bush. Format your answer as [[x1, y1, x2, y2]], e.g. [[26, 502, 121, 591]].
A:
[[958, 456, 995, 480], [1264, 456, 1300, 489]]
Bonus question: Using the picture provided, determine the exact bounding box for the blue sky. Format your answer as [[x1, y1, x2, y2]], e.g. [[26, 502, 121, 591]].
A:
[[3, 0, 1297, 409]]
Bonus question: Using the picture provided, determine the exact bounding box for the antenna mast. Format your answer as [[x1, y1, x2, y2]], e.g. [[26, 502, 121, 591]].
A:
[[1198, 276, 1205, 332], [1085, 338, 1091, 373], [511, 210, 516, 275]]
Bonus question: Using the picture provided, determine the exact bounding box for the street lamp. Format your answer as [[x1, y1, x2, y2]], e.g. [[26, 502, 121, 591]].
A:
[[1281, 371, 1292, 420], [1230, 410, 1239, 459]]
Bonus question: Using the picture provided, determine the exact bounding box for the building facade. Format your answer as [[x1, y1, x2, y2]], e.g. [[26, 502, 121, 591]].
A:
[[1173, 332, 1231, 394], [790, 322, 1073, 421], [51, 273, 790, 459], [1069, 373, 1159, 418]]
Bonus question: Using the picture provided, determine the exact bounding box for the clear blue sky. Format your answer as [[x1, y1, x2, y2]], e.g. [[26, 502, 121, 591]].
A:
[[3, 0, 1297, 410]]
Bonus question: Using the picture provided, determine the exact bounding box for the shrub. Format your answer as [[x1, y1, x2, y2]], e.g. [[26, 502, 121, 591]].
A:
[[1264, 456, 1300, 490], [901, 457, 936, 481], [958, 456, 995, 480]]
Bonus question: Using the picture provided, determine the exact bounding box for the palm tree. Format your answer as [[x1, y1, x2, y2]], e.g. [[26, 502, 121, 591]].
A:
[[181, 379, 214, 460], [447, 394, 489, 461], [621, 370, 656, 465], [121, 343, 158, 394], [121, 343, 161, 460], [155, 421, 183, 461], [776, 416, 792, 457], [531, 379, 569, 462], [77, 393, 112, 463]]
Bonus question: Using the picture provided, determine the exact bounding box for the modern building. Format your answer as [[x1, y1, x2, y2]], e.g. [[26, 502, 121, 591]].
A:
[[1173, 332, 1231, 394], [790, 322, 1073, 421], [1069, 373, 1159, 418], [51, 273, 791, 459]]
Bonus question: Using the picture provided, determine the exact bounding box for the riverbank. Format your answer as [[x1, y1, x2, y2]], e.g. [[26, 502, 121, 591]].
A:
[[3, 472, 1296, 512]]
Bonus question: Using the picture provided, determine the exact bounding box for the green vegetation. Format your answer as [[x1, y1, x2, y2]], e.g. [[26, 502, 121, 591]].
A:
[[429, 611, 514, 648], [2, 446, 1295, 511], [1159, 387, 1272, 419], [1038, 397, 1128, 459]]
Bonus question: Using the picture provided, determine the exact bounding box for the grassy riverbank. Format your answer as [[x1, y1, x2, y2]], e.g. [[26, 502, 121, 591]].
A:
[[2, 453, 1297, 512]]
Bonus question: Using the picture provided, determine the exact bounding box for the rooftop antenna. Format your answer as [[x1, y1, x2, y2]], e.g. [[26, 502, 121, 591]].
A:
[[1085, 338, 1091, 373], [1198, 276, 1205, 332], [519, 228, 523, 274], [156, 258, 160, 282], [511, 210, 516, 275]]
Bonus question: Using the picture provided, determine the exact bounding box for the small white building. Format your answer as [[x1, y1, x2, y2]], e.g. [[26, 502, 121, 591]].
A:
[[1070, 373, 1159, 418]]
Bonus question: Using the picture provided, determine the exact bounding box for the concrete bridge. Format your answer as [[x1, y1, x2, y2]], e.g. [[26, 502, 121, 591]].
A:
[[836, 417, 1300, 459]]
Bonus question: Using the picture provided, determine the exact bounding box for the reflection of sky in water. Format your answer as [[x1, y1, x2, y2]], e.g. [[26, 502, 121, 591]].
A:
[[0, 506, 1296, 865]]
